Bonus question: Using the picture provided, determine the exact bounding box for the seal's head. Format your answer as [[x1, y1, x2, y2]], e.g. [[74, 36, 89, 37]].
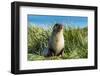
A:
[[53, 23, 64, 33]]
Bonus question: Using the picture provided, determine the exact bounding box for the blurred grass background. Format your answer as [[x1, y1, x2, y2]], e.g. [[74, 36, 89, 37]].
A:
[[28, 24, 88, 61]]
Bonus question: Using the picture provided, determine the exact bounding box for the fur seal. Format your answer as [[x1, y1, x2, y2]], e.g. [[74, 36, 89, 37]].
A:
[[47, 23, 64, 57]]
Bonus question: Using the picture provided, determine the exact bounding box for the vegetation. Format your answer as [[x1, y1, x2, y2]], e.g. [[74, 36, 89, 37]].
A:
[[28, 24, 88, 61]]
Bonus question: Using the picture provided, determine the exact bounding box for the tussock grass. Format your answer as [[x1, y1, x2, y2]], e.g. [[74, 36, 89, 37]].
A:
[[28, 24, 88, 61]]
